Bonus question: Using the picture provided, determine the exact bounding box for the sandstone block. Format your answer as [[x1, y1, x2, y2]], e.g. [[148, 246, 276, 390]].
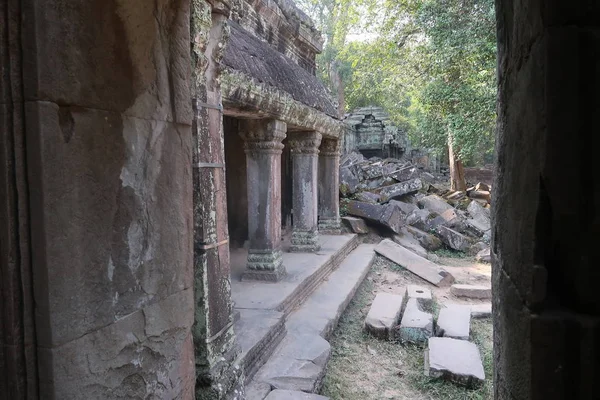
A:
[[342, 216, 369, 234], [425, 337, 485, 387], [364, 293, 404, 340], [436, 305, 471, 340], [265, 390, 330, 400], [346, 201, 404, 233], [355, 191, 381, 203], [389, 199, 418, 215], [340, 166, 360, 195], [398, 298, 434, 344], [392, 230, 428, 259], [470, 303, 492, 319], [468, 242, 488, 256], [476, 248, 491, 263], [436, 226, 472, 252], [418, 194, 454, 215], [451, 284, 492, 299], [406, 226, 443, 251], [375, 239, 454, 287], [405, 285, 433, 310], [377, 178, 423, 202]]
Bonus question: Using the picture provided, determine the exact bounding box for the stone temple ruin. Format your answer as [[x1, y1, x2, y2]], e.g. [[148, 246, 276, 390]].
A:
[[1, 0, 599, 400]]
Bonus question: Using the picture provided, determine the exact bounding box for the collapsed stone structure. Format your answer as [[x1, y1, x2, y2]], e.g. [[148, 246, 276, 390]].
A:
[[1, 1, 599, 400]]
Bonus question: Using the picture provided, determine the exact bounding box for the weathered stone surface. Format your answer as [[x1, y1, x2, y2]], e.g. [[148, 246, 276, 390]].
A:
[[398, 298, 434, 344], [406, 226, 443, 251], [375, 239, 454, 287], [425, 338, 485, 387], [451, 284, 492, 300], [467, 200, 490, 221], [476, 248, 491, 263], [318, 139, 342, 234], [418, 195, 454, 215], [346, 201, 404, 233], [470, 303, 492, 319], [246, 382, 273, 400], [391, 166, 419, 182], [468, 190, 491, 203], [392, 230, 428, 258], [436, 226, 472, 252], [356, 191, 381, 204], [265, 390, 330, 400], [406, 285, 433, 310], [436, 305, 471, 340], [389, 200, 418, 215], [468, 242, 488, 256], [342, 216, 369, 234], [340, 166, 360, 196], [377, 178, 423, 202], [364, 293, 405, 339]]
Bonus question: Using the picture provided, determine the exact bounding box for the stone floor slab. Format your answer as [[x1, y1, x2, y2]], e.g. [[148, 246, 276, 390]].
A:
[[451, 284, 492, 300], [375, 239, 454, 287], [436, 305, 471, 340], [364, 293, 404, 339], [405, 285, 433, 309], [264, 390, 330, 400], [397, 298, 434, 344], [425, 337, 485, 387]]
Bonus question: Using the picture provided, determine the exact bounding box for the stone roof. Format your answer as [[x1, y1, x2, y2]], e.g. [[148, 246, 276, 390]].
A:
[[223, 21, 338, 118]]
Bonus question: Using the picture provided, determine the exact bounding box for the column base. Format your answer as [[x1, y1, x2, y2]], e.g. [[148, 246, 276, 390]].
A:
[[318, 217, 342, 235], [289, 230, 320, 252], [242, 250, 286, 282]]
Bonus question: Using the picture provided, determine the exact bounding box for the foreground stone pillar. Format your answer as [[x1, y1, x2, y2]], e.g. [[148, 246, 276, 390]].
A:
[[240, 119, 287, 281], [289, 132, 322, 252], [318, 138, 342, 234]]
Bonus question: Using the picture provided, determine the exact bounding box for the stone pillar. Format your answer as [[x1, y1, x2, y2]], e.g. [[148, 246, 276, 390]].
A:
[[240, 119, 287, 281], [288, 132, 323, 252], [318, 137, 342, 234]]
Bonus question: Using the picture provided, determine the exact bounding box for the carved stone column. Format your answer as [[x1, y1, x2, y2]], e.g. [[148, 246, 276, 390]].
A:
[[289, 132, 322, 252], [240, 119, 287, 281], [318, 138, 342, 234]]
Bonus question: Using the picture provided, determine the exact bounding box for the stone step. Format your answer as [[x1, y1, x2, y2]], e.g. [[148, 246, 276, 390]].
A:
[[450, 284, 492, 300], [425, 337, 485, 387], [236, 309, 287, 383], [248, 244, 376, 399]]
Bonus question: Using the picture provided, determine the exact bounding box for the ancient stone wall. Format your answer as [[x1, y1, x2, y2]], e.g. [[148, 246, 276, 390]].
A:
[[0, 1, 196, 398], [493, 1, 600, 399]]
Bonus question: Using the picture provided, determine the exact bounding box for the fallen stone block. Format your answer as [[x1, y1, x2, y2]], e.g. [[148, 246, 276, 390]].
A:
[[342, 216, 369, 234], [418, 194, 454, 215], [425, 338, 485, 387], [420, 172, 436, 183], [436, 305, 471, 340], [377, 178, 423, 203], [397, 298, 434, 344], [265, 390, 330, 400], [406, 209, 445, 232], [446, 191, 466, 200], [389, 199, 418, 215], [339, 166, 360, 196], [468, 242, 488, 256], [364, 292, 404, 340], [476, 248, 491, 263], [246, 381, 273, 400], [393, 229, 428, 259], [468, 190, 491, 203], [355, 191, 380, 204], [405, 285, 433, 310], [346, 201, 404, 233], [375, 239, 454, 287], [390, 166, 419, 182], [475, 182, 490, 192], [406, 226, 443, 251], [470, 303, 492, 319], [436, 226, 472, 252], [467, 200, 490, 221], [450, 284, 492, 300]]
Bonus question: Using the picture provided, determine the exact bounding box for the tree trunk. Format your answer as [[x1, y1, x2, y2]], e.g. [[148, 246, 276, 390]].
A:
[[448, 134, 467, 191]]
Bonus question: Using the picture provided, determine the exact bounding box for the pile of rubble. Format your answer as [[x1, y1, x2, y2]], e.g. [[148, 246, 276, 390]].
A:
[[340, 152, 492, 262]]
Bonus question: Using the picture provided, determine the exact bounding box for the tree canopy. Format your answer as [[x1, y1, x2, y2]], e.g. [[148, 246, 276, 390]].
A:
[[297, 0, 497, 166]]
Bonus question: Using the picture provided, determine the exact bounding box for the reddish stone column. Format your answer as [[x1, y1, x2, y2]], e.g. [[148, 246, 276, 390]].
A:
[[288, 132, 322, 252], [240, 119, 287, 281], [318, 138, 342, 234]]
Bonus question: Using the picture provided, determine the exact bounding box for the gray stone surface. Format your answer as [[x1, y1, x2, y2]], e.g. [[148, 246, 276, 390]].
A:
[[406, 226, 443, 251], [398, 298, 434, 344], [375, 239, 454, 287], [346, 201, 404, 233], [418, 195, 454, 215], [318, 139, 342, 234], [468, 242, 488, 256], [451, 284, 492, 300], [436, 226, 472, 252], [425, 338, 485, 387], [476, 248, 491, 263], [392, 229, 428, 258], [406, 285, 433, 310], [342, 216, 369, 234], [265, 390, 330, 400], [470, 303, 492, 319], [377, 178, 423, 202], [356, 191, 381, 204], [389, 199, 418, 215], [364, 293, 405, 339], [246, 382, 273, 400], [436, 305, 471, 340]]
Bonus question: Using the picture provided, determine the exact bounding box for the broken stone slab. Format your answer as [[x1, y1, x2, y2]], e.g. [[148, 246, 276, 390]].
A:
[[355, 191, 381, 204], [339, 166, 360, 196], [377, 178, 423, 203], [436, 226, 473, 252], [468, 190, 491, 203], [246, 381, 273, 400], [467, 200, 490, 221], [436, 305, 471, 340], [392, 229, 428, 259], [375, 239, 454, 287], [406, 209, 446, 232], [470, 303, 492, 319], [420, 172, 436, 183], [346, 201, 404, 233], [476, 248, 491, 263], [465, 218, 490, 238], [389, 199, 418, 215], [405, 285, 433, 310], [468, 242, 488, 256], [418, 194, 454, 215], [475, 182, 490, 192], [406, 226, 443, 251], [390, 166, 419, 182], [364, 292, 405, 340], [425, 337, 485, 387], [450, 284, 492, 300], [397, 298, 434, 344], [264, 390, 330, 400], [341, 216, 369, 234]]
